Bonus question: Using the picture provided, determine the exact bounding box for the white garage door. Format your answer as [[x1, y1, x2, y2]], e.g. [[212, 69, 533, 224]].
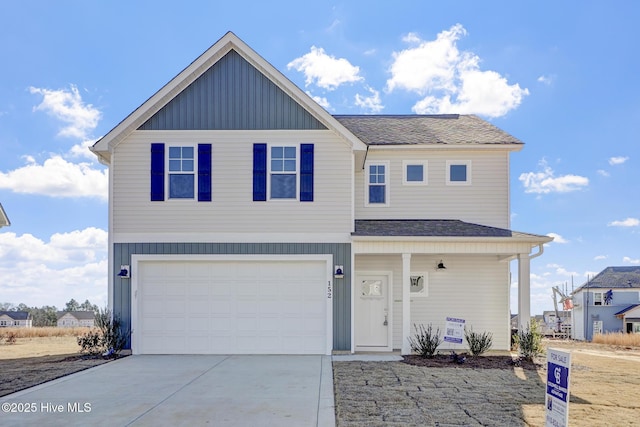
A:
[[133, 257, 331, 355]]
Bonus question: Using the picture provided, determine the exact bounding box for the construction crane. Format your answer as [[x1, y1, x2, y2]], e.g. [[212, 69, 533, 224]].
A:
[[551, 286, 573, 333]]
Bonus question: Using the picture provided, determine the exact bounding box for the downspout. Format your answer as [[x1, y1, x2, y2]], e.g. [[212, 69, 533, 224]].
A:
[[529, 243, 544, 260]]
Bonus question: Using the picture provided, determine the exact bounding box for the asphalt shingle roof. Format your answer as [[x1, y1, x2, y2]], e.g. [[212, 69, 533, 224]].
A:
[[334, 114, 523, 146], [0, 311, 30, 320], [56, 311, 96, 320], [352, 219, 515, 237], [575, 266, 640, 291]]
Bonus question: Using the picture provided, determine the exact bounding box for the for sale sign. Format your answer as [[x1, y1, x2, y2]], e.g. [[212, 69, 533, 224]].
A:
[[546, 348, 572, 427], [444, 317, 465, 344]]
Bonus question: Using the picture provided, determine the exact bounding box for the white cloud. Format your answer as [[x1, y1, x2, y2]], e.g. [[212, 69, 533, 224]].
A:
[[623, 256, 640, 264], [519, 160, 589, 194], [597, 169, 610, 177], [0, 228, 108, 308], [0, 155, 108, 200], [307, 92, 331, 109], [386, 24, 528, 118], [287, 46, 363, 90], [594, 255, 607, 261], [537, 75, 554, 85], [354, 87, 384, 113], [608, 217, 640, 227], [68, 138, 100, 160], [609, 156, 629, 165], [546, 233, 568, 243], [29, 85, 101, 140]]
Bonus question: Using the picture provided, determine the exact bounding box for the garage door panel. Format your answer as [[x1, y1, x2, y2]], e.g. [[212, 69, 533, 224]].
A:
[[137, 259, 329, 354]]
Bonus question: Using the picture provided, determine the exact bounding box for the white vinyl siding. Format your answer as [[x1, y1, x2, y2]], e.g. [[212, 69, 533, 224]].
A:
[[355, 149, 510, 229], [355, 254, 510, 351], [112, 130, 353, 239]]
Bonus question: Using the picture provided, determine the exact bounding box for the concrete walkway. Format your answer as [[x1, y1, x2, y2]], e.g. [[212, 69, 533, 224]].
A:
[[0, 355, 335, 427]]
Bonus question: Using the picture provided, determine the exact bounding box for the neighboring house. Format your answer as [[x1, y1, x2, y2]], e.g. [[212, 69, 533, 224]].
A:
[[0, 203, 10, 228], [56, 311, 96, 328], [0, 311, 32, 328], [541, 310, 571, 337], [90, 31, 551, 356], [572, 266, 640, 341]]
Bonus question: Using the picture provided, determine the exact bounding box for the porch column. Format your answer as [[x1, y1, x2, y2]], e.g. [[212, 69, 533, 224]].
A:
[[401, 253, 411, 355], [517, 253, 531, 331]]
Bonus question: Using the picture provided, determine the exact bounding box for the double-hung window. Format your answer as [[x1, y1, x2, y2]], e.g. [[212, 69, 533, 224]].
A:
[[270, 146, 297, 199], [365, 161, 389, 206], [446, 160, 472, 185], [168, 146, 195, 199]]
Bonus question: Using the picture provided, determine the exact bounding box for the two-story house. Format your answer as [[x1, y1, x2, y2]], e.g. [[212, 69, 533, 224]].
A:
[[91, 32, 551, 355], [572, 266, 640, 340]]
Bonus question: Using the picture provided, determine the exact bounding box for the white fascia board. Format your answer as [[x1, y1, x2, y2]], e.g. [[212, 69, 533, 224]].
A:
[[368, 144, 523, 152], [351, 234, 553, 245], [113, 232, 352, 244]]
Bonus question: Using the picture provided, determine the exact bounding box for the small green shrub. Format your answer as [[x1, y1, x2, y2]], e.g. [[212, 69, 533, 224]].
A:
[[408, 323, 442, 358], [514, 321, 543, 360], [464, 327, 493, 356]]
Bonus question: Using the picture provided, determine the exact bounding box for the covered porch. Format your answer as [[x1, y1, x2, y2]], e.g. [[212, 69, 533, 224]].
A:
[[350, 220, 552, 354]]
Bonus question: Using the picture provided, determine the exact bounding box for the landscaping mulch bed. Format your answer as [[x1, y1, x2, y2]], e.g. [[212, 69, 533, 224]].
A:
[[402, 353, 543, 370]]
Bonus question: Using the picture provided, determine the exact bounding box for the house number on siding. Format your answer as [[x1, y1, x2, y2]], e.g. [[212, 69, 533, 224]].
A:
[[327, 281, 332, 299]]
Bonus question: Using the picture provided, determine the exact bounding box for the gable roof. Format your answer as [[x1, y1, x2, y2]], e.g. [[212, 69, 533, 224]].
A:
[[0, 311, 30, 320], [574, 266, 640, 292], [334, 115, 524, 149], [615, 304, 640, 317], [91, 31, 367, 164], [0, 203, 10, 228], [56, 311, 96, 320], [352, 219, 551, 243]]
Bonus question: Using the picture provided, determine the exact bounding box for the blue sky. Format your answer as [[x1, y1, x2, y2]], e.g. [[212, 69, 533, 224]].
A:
[[1, 1, 638, 316]]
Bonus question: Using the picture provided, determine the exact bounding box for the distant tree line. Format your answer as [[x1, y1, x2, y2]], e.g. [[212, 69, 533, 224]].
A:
[[0, 299, 99, 327]]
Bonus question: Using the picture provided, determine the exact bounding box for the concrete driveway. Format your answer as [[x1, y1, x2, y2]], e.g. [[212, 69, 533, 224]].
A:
[[0, 355, 335, 427]]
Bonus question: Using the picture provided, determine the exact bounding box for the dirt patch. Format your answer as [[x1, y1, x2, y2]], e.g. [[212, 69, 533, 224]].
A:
[[0, 353, 110, 397], [403, 353, 543, 370], [0, 336, 118, 397]]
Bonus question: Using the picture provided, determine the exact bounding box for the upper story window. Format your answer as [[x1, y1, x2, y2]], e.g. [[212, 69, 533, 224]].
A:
[[403, 161, 428, 185], [270, 146, 297, 199], [252, 143, 314, 202], [365, 161, 389, 206], [150, 143, 211, 202], [168, 146, 195, 199], [593, 290, 613, 306], [446, 160, 472, 185]]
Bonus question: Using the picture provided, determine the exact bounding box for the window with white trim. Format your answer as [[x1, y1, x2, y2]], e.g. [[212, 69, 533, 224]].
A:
[[168, 146, 195, 199], [270, 146, 297, 199], [403, 161, 428, 185], [446, 160, 471, 185], [365, 161, 389, 206], [593, 292, 611, 306]]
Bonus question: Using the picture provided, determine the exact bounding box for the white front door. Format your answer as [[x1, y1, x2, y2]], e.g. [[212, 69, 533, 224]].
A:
[[355, 274, 391, 351]]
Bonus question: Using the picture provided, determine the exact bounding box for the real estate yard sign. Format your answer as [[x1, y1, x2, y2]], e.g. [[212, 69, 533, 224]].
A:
[[545, 348, 572, 427], [444, 317, 465, 344]]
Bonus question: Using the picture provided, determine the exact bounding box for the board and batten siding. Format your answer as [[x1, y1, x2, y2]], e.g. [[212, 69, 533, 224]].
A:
[[356, 254, 511, 351], [114, 242, 352, 351], [355, 148, 510, 229], [111, 130, 353, 237]]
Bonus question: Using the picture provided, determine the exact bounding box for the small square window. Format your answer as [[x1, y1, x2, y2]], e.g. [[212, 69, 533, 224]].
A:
[[403, 161, 428, 185], [446, 160, 471, 185]]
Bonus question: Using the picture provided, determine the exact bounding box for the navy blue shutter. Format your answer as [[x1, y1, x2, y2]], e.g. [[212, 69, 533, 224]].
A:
[[300, 144, 314, 201], [253, 143, 267, 201], [198, 144, 212, 201], [150, 143, 165, 201]]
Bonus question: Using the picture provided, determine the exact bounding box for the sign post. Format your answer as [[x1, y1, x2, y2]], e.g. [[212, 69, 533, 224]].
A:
[[545, 348, 572, 427], [444, 317, 465, 344]]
